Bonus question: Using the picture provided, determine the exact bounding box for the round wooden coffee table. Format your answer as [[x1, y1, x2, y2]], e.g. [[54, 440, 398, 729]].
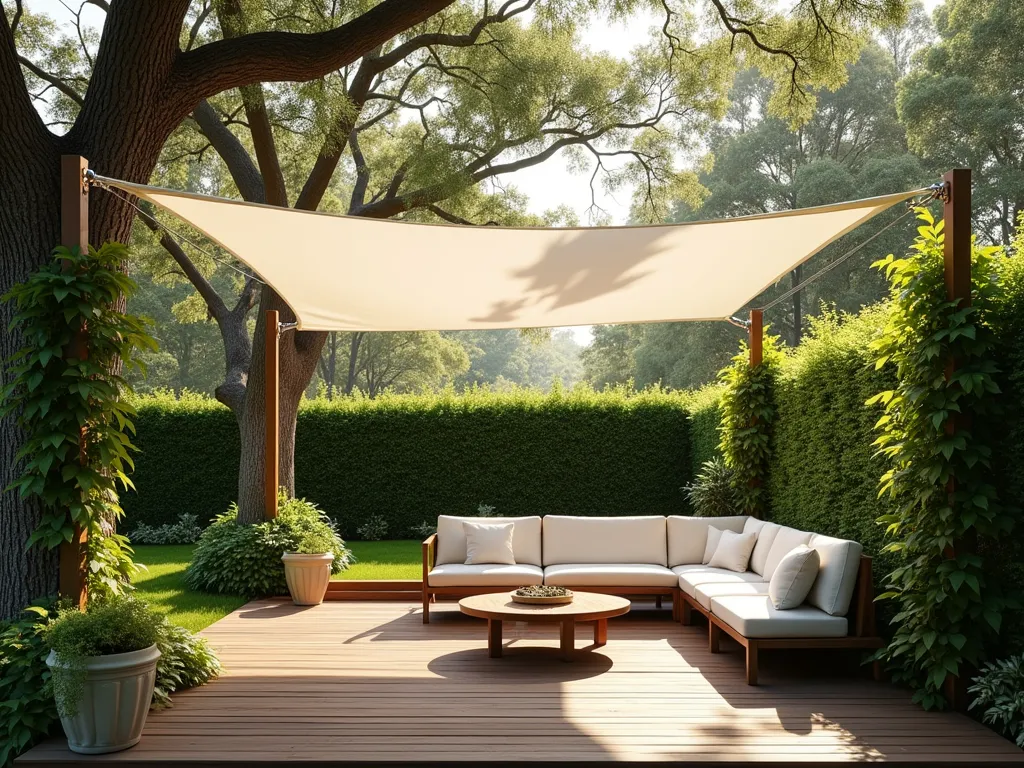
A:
[[459, 591, 630, 661]]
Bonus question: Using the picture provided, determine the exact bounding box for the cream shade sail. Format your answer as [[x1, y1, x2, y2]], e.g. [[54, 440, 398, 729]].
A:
[[104, 179, 924, 332]]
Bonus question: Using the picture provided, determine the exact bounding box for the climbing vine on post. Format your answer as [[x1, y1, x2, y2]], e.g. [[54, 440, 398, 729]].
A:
[[868, 209, 1015, 710], [718, 330, 782, 516], [1, 243, 157, 598]]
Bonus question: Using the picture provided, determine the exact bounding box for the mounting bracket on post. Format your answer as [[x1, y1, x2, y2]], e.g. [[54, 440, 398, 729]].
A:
[[278, 321, 298, 335], [727, 316, 751, 330]]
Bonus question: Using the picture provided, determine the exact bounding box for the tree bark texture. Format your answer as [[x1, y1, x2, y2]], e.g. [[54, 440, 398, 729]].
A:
[[0, 0, 455, 618], [235, 288, 326, 523]]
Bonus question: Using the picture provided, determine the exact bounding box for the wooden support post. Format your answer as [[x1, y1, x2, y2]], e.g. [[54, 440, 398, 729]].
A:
[[264, 310, 280, 520], [942, 168, 972, 711], [59, 155, 89, 610], [749, 309, 763, 367]]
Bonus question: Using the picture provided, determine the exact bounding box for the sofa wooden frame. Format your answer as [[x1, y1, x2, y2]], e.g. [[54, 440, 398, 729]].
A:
[[422, 534, 679, 624], [677, 554, 882, 685]]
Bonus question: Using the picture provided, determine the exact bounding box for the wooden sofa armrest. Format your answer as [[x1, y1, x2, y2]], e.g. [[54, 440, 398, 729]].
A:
[[854, 554, 877, 637], [422, 534, 437, 582]]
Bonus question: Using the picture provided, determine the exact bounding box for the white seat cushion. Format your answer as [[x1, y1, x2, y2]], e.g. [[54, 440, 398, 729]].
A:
[[761, 526, 813, 580], [806, 534, 863, 616], [676, 566, 764, 598], [692, 581, 770, 611], [542, 516, 667, 566], [667, 515, 748, 566], [744, 518, 781, 576], [436, 516, 542, 566], [543, 563, 677, 587], [710, 595, 848, 638], [427, 563, 543, 587]]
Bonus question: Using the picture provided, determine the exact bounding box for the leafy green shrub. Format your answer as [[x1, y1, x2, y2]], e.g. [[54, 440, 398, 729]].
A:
[[0, 603, 57, 768], [129, 513, 203, 545], [185, 493, 352, 598], [868, 210, 1014, 709], [356, 514, 389, 541], [124, 386, 694, 534], [410, 521, 436, 539], [969, 655, 1024, 748], [476, 503, 498, 517], [46, 596, 163, 718], [719, 334, 783, 515], [153, 622, 220, 710], [682, 458, 739, 517]]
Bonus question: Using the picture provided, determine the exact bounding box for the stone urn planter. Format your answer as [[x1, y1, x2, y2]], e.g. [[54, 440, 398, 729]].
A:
[[46, 644, 161, 755], [282, 552, 335, 605]]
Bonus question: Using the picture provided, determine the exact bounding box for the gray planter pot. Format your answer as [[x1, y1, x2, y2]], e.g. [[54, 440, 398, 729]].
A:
[[282, 552, 334, 605], [46, 644, 161, 755]]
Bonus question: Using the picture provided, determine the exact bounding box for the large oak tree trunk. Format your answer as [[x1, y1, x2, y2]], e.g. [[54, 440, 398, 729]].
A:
[[236, 287, 326, 523]]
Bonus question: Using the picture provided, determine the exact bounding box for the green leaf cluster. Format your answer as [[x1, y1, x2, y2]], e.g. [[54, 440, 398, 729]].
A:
[[184, 492, 352, 598], [868, 209, 1016, 709], [969, 654, 1024, 748], [682, 457, 739, 517], [718, 333, 783, 515], [1, 243, 157, 597], [152, 622, 220, 711], [0, 603, 56, 768]]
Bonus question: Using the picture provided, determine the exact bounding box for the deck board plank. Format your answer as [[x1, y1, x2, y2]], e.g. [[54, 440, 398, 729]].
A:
[[17, 599, 1024, 766]]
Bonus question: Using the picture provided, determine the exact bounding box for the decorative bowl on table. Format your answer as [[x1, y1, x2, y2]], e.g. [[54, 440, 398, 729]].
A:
[[510, 585, 574, 605]]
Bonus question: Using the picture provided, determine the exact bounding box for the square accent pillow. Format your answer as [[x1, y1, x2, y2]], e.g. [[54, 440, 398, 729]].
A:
[[707, 529, 757, 573], [768, 545, 820, 609], [463, 521, 516, 565], [702, 526, 725, 564]]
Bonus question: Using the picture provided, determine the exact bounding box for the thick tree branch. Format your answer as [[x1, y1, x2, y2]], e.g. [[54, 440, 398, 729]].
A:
[[169, 0, 457, 109], [192, 100, 266, 203], [17, 54, 86, 107], [218, 0, 288, 206], [139, 206, 230, 321], [0, 11, 50, 146]]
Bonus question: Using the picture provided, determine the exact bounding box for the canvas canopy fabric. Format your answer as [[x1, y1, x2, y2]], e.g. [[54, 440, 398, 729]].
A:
[[104, 178, 925, 332]]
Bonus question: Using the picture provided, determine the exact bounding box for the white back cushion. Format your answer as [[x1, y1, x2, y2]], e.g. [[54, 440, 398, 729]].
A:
[[707, 530, 757, 573], [703, 526, 725, 564], [463, 521, 516, 565], [744, 518, 781, 576], [761, 526, 812, 580], [667, 515, 748, 566], [542, 516, 667, 566], [806, 533, 863, 616], [436, 516, 542, 566]]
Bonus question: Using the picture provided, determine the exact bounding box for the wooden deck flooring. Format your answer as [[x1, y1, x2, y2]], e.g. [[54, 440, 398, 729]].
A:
[[19, 599, 1024, 766]]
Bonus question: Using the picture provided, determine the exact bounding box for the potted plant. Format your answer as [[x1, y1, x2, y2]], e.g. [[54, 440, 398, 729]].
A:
[[282, 527, 337, 605], [45, 596, 163, 754]]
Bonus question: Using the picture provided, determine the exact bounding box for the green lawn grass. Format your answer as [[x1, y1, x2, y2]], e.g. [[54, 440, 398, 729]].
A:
[[132, 544, 245, 632], [132, 540, 422, 631], [338, 540, 421, 580]]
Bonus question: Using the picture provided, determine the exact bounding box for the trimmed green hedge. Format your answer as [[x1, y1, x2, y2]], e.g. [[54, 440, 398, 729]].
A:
[[683, 384, 724, 474], [766, 306, 896, 599], [123, 386, 694, 537]]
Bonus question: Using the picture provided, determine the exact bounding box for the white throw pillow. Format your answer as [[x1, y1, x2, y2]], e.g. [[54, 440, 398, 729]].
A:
[[707, 529, 757, 573], [463, 521, 516, 565], [702, 526, 725, 564], [768, 545, 820, 609]]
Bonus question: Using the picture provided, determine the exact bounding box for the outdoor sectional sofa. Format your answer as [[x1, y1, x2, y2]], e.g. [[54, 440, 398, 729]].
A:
[[421, 514, 880, 684]]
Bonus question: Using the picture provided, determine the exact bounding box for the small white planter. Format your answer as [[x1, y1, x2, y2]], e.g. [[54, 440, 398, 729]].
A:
[[282, 552, 334, 605], [46, 644, 160, 755]]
